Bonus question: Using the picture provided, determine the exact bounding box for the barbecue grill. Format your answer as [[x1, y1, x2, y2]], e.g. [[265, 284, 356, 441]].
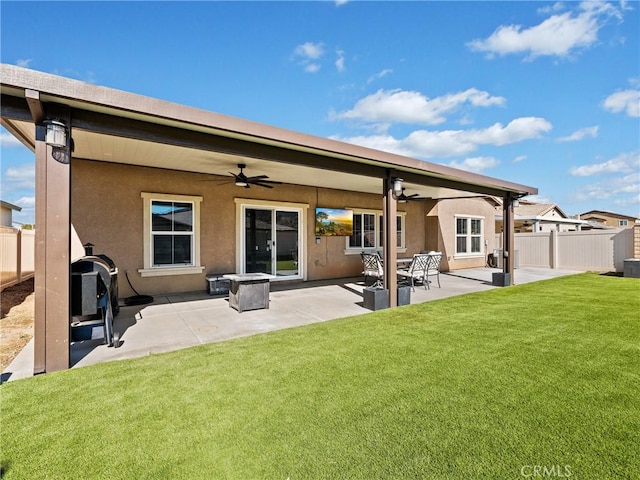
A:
[[71, 252, 120, 347]]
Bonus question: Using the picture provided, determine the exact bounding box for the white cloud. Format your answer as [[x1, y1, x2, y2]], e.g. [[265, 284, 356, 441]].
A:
[[0, 132, 23, 147], [557, 125, 599, 142], [293, 42, 325, 73], [574, 171, 640, 202], [294, 42, 324, 60], [570, 151, 640, 176], [335, 0, 348, 6], [614, 192, 640, 209], [448, 156, 500, 173], [537, 2, 566, 14], [14, 196, 35, 208], [367, 69, 393, 84], [3, 164, 35, 191], [603, 89, 640, 117], [523, 194, 554, 203], [332, 116, 552, 159], [16, 59, 33, 68], [467, 1, 622, 60], [513, 155, 528, 163], [335, 50, 345, 72], [336, 88, 506, 126]]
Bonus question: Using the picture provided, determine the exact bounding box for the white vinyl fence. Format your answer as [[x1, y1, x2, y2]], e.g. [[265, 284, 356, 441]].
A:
[[1, 227, 35, 290], [494, 228, 635, 272]]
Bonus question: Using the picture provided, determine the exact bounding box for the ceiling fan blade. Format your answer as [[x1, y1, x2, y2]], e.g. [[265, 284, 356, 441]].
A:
[[250, 182, 274, 189], [246, 174, 269, 181]]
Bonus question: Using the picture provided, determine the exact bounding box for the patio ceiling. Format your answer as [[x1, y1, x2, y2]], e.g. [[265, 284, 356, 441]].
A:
[[1, 64, 537, 200]]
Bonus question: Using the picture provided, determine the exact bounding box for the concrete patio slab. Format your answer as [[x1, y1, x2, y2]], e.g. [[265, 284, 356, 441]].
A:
[[2, 267, 583, 382]]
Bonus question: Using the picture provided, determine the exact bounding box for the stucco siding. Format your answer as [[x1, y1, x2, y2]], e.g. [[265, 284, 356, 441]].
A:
[[72, 159, 427, 296], [427, 198, 496, 271]]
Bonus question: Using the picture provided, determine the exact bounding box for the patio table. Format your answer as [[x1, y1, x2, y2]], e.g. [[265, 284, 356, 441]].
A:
[[223, 273, 272, 312]]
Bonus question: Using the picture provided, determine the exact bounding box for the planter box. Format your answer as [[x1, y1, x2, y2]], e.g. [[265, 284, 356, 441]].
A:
[[492, 272, 511, 287], [363, 287, 389, 311], [624, 259, 640, 278], [397, 286, 411, 306]]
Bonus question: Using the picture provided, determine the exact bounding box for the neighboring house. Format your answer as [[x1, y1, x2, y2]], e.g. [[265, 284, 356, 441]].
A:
[[1, 64, 535, 372], [0, 200, 21, 227], [578, 210, 640, 229], [495, 200, 588, 233]]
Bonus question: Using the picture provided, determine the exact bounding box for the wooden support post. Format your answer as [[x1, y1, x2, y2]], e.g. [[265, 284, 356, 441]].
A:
[[33, 102, 71, 374], [383, 173, 398, 307], [503, 194, 515, 284]]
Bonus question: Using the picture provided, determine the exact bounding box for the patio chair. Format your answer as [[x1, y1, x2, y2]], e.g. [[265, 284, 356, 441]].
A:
[[396, 253, 430, 291], [424, 252, 443, 289], [361, 252, 383, 288]]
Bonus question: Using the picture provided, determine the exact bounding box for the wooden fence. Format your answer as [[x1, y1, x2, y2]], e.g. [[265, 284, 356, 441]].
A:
[[494, 227, 637, 272], [1, 227, 35, 290]]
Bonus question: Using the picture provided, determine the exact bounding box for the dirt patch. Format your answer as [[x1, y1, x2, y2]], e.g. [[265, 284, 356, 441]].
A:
[[1, 278, 34, 371]]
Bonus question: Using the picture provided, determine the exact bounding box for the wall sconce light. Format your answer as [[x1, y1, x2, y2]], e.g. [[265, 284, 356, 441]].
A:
[[392, 177, 404, 197], [43, 119, 72, 164], [44, 119, 67, 148], [512, 199, 520, 208]]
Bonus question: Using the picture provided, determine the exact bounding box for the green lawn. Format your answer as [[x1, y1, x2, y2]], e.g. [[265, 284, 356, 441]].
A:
[[1, 274, 639, 479]]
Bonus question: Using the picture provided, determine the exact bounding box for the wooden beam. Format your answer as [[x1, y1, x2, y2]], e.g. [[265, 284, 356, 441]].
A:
[[70, 109, 391, 180], [25, 89, 45, 124]]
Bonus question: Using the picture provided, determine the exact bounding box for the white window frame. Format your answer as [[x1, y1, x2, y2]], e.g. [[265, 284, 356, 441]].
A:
[[138, 192, 204, 277], [344, 208, 407, 254], [619, 219, 628, 227], [455, 215, 484, 258]]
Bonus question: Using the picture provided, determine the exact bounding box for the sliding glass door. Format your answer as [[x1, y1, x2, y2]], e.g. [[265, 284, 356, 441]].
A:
[[244, 207, 300, 278]]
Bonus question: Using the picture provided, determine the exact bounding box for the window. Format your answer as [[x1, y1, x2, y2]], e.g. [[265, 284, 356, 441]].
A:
[[619, 219, 628, 226], [455, 216, 484, 256], [139, 193, 204, 277], [151, 201, 193, 266], [346, 210, 406, 252], [349, 213, 376, 249]]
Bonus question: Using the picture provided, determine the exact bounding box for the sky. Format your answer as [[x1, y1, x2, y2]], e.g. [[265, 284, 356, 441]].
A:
[[1, 0, 639, 225]]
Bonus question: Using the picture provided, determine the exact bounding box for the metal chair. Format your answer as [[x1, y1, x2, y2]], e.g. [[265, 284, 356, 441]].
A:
[[424, 252, 443, 289], [396, 253, 430, 291], [361, 252, 383, 288]]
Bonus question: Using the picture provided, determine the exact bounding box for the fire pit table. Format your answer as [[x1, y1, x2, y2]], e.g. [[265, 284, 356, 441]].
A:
[[223, 273, 273, 312]]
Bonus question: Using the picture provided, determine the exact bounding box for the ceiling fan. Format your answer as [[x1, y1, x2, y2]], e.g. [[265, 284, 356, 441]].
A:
[[227, 164, 282, 189], [396, 188, 428, 203]]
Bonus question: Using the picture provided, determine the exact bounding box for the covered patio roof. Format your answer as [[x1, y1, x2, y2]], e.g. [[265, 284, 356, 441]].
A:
[[1, 64, 536, 200]]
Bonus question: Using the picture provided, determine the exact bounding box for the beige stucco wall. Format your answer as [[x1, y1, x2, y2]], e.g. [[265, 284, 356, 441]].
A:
[[425, 197, 496, 271], [72, 159, 427, 296]]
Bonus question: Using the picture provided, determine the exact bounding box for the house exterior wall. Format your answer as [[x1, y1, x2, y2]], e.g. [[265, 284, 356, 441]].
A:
[[425, 198, 496, 271], [580, 212, 639, 229], [71, 159, 427, 296], [1, 206, 13, 227]]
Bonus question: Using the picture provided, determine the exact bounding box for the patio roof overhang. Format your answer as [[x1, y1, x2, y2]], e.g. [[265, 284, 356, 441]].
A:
[[1, 64, 536, 200]]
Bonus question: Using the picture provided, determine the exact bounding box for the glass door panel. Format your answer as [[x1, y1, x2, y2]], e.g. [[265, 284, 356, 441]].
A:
[[244, 208, 272, 274], [275, 211, 299, 277]]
